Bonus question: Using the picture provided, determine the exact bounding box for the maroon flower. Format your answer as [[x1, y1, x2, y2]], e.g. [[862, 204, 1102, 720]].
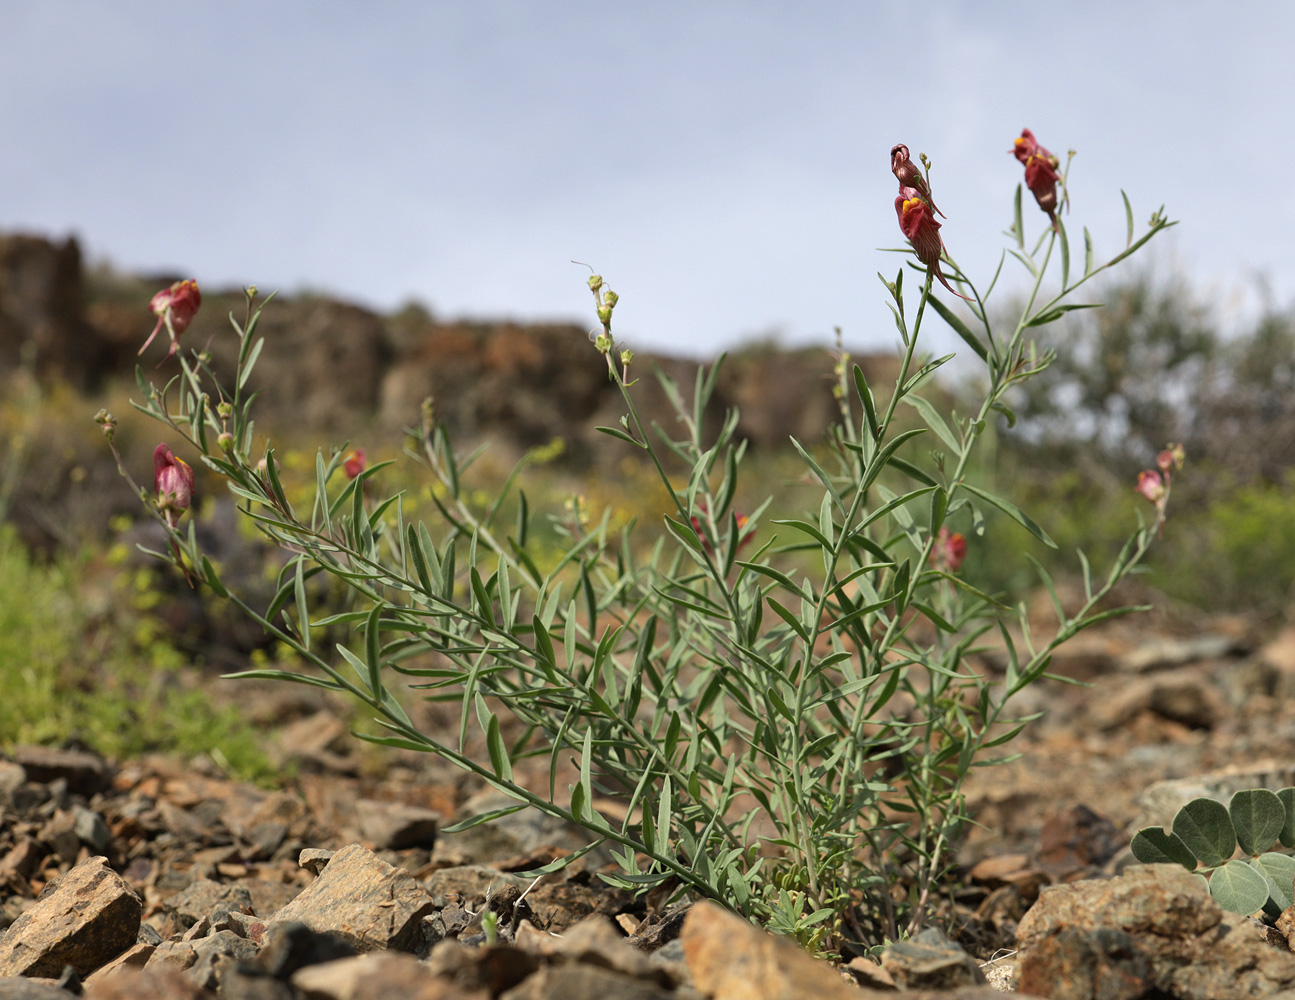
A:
[[1011, 128, 1054, 166], [140, 279, 202, 361], [154, 443, 195, 527], [890, 144, 944, 218], [1011, 129, 1062, 231], [895, 187, 971, 300]]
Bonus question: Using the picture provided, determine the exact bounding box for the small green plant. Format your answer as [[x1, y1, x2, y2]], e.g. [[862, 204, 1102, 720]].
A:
[[1131, 789, 1295, 917], [105, 129, 1176, 952]]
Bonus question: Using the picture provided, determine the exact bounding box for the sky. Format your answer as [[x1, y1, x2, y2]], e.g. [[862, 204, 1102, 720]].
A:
[[3, 1, 1293, 359]]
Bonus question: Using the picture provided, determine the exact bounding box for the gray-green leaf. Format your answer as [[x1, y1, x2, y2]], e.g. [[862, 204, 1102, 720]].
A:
[[1230, 788, 1285, 856], [1172, 797, 1236, 868], [1208, 858, 1270, 916]]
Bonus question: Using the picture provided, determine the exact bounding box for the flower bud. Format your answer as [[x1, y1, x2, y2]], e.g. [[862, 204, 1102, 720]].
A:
[[217, 401, 234, 419], [594, 333, 611, 353], [95, 409, 117, 441], [217, 432, 235, 453], [154, 443, 195, 527], [620, 349, 634, 367], [1135, 470, 1165, 504], [597, 306, 612, 325], [587, 274, 603, 293], [603, 290, 619, 309]]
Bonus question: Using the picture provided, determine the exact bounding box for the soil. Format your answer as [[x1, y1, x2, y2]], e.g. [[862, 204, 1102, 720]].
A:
[[4, 577, 1295, 998]]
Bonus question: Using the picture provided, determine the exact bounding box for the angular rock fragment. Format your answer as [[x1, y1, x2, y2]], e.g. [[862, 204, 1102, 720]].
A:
[[0, 976, 84, 999], [880, 927, 987, 990], [267, 843, 435, 953], [291, 951, 487, 1000], [1018, 863, 1295, 1000], [679, 900, 863, 1000], [165, 878, 254, 930], [0, 855, 141, 978]]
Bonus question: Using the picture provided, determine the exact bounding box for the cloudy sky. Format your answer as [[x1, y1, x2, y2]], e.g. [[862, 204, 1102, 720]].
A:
[[3, 1, 1292, 358]]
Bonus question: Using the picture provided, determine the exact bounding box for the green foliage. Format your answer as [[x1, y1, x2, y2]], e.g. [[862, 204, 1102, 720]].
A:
[[1131, 789, 1295, 916], [110, 154, 1174, 951], [0, 524, 277, 783]]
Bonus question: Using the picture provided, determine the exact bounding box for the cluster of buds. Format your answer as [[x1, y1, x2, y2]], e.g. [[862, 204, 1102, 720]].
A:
[[139, 280, 202, 364], [929, 525, 967, 574], [890, 145, 970, 301], [1135, 444, 1185, 528], [94, 409, 117, 442], [153, 443, 195, 528], [1011, 129, 1063, 231]]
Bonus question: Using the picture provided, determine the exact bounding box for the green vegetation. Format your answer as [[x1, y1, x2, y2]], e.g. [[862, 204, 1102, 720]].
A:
[[0, 524, 278, 783], [1132, 788, 1295, 917]]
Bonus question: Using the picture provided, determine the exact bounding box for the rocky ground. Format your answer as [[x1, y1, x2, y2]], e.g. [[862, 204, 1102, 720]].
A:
[[6, 588, 1295, 999]]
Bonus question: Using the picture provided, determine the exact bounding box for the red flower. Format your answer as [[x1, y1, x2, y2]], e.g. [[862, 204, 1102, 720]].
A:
[[140, 280, 202, 361], [1011, 129, 1062, 231], [895, 187, 970, 300], [930, 525, 967, 573], [1011, 128, 1054, 166], [154, 443, 195, 527], [343, 449, 367, 480], [890, 144, 944, 218]]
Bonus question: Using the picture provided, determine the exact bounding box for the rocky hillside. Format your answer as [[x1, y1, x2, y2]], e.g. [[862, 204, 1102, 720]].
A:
[[0, 231, 898, 464]]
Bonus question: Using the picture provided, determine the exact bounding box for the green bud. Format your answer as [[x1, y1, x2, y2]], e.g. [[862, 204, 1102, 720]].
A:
[[594, 333, 611, 353], [620, 349, 634, 366], [587, 274, 603, 293], [597, 306, 612, 325], [603, 290, 619, 309], [217, 402, 234, 419], [217, 432, 235, 453]]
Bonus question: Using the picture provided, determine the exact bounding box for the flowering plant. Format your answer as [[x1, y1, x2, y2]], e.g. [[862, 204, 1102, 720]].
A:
[[108, 131, 1175, 954]]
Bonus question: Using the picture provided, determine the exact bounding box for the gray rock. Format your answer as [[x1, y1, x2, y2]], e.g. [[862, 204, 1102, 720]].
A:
[[165, 879, 254, 930], [880, 927, 987, 990], [0, 855, 142, 978], [186, 929, 259, 991]]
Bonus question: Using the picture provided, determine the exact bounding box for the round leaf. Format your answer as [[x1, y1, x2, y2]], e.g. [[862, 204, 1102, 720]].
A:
[[1208, 858, 1271, 916], [1230, 789, 1286, 856], [1255, 852, 1295, 912], [1278, 788, 1295, 849], [1173, 797, 1236, 868], [1130, 828, 1197, 870]]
